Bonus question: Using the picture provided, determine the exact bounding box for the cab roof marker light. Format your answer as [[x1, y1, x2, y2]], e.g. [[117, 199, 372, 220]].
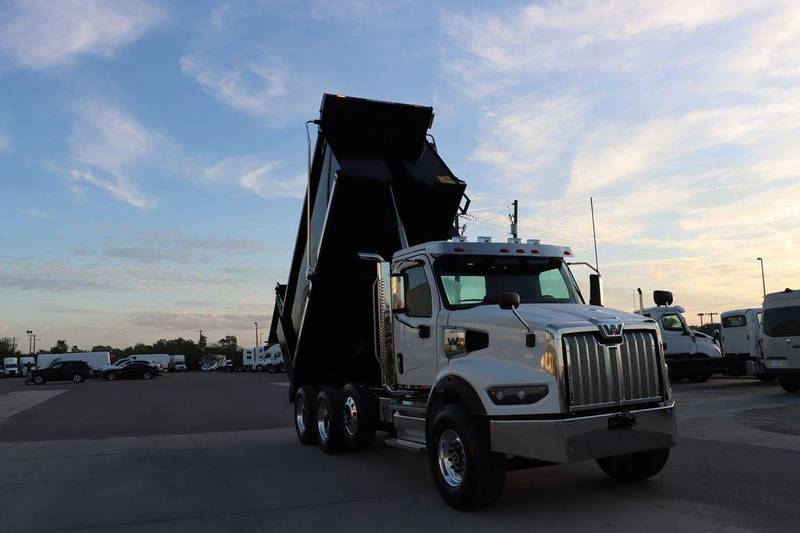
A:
[[516, 249, 525, 254], [477, 236, 492, 243], [500, 248, 510, 253], [531, 249, 540, 254], [453, 247, 465, 252], [527, 239, 541, 244]]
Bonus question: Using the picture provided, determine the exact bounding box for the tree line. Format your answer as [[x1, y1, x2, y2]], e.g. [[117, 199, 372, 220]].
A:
[[0, 335, 240, 370]]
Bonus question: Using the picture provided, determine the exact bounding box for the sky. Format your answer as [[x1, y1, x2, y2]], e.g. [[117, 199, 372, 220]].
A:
[[1, 0, 799, 350]]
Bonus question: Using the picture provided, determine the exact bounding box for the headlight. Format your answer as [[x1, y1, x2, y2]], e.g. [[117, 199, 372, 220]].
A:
[[487, 385, 548, 405], [541, 330, 558, 375]]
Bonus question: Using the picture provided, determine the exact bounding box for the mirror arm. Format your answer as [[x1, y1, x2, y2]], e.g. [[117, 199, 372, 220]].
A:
[[394, 314, 421, 330], [567, 261, 600, 275], [510, 307, 532, 334]]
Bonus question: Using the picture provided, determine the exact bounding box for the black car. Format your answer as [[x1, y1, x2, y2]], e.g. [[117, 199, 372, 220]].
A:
[[102, 361, 160, 381], [28, 361, 92, 385]]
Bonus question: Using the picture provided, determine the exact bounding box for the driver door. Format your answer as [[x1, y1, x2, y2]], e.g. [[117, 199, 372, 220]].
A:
[[660, 313, 695, 355], [393, 260, 438, 387]]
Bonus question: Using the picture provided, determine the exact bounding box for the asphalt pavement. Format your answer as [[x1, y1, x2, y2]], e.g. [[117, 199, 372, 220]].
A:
[[1, 373, 798, 532]]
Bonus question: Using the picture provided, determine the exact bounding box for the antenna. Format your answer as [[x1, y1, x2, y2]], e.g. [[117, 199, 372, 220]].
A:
[[590, 197, 599, 272], [509, 200, 518, 239]]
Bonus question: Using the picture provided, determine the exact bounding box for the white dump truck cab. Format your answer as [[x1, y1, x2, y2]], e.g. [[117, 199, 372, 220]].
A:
[[274, 94, 676, 511], [637, 292, 722, 382], [762, 289, 800, 392]]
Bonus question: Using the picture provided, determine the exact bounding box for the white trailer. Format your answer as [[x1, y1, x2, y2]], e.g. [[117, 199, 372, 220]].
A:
[[129, 354, 170, 371], [37, 352, 110, 371], [19, 356, 35, 376], [762, 289, 800, 392], [170, 354, 187, 371], [1, 356, 19, 377], [720, 308, 767, 378]]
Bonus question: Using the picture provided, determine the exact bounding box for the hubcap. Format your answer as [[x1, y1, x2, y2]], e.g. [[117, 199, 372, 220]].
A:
[[343, 396, 358, 437], [317, 402, 330, 443], [73, 375, 80, 382], [295, 396, 306, 434], [437, 429, 466, 487]]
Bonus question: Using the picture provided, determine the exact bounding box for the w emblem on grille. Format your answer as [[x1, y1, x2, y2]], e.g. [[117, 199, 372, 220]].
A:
[[598, 321, 624, 340]]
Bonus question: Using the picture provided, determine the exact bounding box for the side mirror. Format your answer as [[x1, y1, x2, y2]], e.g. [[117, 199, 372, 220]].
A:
[[653, 290, 674, 306], [390, 274, 406, 312], [498, 292, 520, 310], [589, 274, 603, 306]]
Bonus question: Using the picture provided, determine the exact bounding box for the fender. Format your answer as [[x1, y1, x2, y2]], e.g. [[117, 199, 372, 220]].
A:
[[427, 374, 486, 417]]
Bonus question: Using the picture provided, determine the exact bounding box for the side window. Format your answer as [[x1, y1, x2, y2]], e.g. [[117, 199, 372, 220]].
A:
[[722, 315, 747, 328], [538, 268, 570, 300], [404, 265, 432, 318], [660, 314, 685, 332]]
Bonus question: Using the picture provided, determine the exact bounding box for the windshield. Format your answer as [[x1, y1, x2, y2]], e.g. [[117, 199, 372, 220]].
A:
[[434, 255, 580, 309], [764, 306, 800, 337]]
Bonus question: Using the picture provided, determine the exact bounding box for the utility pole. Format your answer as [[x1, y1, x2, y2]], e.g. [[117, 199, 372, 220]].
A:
[[509, 200, 518, 239], [708, 312, 717, 325], [756, 257, 766, 298], [10, 337, 16, 354], [697, 313, 705, 326], [590, 197, 600, 272], [197, 330, 205, 354], [254, 322, 259, 355]]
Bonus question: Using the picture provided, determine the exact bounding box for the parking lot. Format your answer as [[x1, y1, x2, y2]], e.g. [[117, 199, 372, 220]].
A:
[[1, 373, 799, 533]]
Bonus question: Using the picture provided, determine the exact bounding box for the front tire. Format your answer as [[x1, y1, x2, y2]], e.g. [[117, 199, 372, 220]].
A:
[[340, 383, 377, 450], [428, 405, 505, 511], [597, 447, 670, 482], [779, 378, 800, 393], [294, 386, 318, 445], [33, 375, 45, 385], [143, 372, 152, 380], [315, 388, 345, 454], [72, 374, 84, 383], [108, 373, 117, 381]]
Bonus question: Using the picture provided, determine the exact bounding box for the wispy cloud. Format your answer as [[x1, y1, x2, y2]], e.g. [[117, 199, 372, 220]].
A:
[[21, 208, 50, 219], [179, 47, 318, 123], [0, 0, 165, 70], [204, 154, 305, 199], [130, 311, 267, 331]]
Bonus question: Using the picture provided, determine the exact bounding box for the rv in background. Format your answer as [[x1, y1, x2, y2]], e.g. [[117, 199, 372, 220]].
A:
[[719, 308, 769, 380], [762, 289, 800, 393], [201, 354, 225, 371], [636, 290, 722, 382], [1, 356, 19, 377], [36, 352, 111, 371], [242, 346, 267, 371]]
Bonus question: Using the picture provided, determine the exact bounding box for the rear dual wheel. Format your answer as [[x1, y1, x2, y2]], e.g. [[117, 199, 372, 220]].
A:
[[293, 384, 377, 453]]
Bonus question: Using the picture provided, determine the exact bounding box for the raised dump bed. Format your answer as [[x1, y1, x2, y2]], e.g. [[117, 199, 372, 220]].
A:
[[272, 94, 467, 395]]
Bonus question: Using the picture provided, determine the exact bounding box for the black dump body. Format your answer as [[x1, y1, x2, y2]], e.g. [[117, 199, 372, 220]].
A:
[[272, 94, 466, 397]]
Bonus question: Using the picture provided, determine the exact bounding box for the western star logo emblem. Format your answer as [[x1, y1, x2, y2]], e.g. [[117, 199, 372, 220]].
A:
[[598, 321, 624, 340]]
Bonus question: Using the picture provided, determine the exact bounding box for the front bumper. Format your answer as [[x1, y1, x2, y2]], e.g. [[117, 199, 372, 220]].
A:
[[489, 403, 677, 464]]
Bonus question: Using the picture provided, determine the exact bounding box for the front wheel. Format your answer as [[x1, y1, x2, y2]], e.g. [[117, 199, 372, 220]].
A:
[[255, 365, 263, 373], [280, 363, 287, 372], [142, 372, 152, 380], [428, 405, 505, 511], [779, 378, 800, 393], [597, 447, 670, 482], [33, 375, 45, 385], [72, 374, 84, 384], [108, 373, 117, 381]]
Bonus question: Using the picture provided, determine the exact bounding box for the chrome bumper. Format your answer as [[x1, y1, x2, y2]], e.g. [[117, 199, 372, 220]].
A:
[[489, 403, 677, 464]]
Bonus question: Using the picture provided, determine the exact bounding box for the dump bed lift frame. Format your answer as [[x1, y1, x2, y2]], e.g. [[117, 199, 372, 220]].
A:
[[272, 94, 467, 398]]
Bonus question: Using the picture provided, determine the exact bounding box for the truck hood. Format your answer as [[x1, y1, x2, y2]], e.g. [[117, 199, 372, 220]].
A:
[[448, 303, 652, 333]]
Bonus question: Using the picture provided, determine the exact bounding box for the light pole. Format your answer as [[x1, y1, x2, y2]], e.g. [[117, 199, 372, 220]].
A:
[[254, 322, 259, 352], [697, 313, 705, 327], [756, 257, 766, 298], [26, 330, 34, 355]]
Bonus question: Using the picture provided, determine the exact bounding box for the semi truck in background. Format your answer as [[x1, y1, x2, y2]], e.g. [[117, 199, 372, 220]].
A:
[[636, 290, 722, 382], [271, 94, 677, 510], [1, 357, 19, 377], [201, 354, 225, 371], [264, 344, 285, 373], [36, 352, 111, 372], [761, 289, 800, 393], [719, 308, 769, 380]]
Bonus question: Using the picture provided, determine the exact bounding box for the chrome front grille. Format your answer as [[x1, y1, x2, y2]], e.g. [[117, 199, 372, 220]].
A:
[[563, 330, 663, 410]]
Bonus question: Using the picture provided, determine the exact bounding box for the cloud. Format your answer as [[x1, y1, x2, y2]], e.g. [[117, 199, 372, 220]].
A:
[[0, 0, 165, 70], [21, 208, 50, 219], [204, 155, 305, 199], [179, 48, 318, 123], [130, 311, 267, 331]]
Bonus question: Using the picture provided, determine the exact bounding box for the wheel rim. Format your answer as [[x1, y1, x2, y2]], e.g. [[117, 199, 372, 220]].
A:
[[34, 376, 42, 384], [73, 375, 81, 383], [437, 429, 466, 487], [317, 402, 331, 443], [343, 396, 358, 437], [144, 373, 151, 380], [109, 374, 115, 381], [295, 396, 307, 434]]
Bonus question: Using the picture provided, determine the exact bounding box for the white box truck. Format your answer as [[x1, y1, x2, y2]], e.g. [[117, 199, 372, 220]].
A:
[[170, 354, 187, 371], [37, 352, 110, 371], [719, 308, 769, 379], [762, 289, 800, 392], [19, 356, 35, 376], [1, 356, 19, 377], [271, 95, 677, 510], [636, 290, 722, 382]]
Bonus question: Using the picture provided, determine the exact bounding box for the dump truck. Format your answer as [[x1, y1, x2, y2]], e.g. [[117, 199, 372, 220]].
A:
[[271, 94, 677, 510]]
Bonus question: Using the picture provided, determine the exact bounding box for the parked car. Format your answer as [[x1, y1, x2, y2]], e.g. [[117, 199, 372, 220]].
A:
[[102, 361, 160, 381], [28, 360, 92, 385]]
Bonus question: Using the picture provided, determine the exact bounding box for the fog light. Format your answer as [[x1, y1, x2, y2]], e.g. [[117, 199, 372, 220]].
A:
[[487, 385, 548, 405]]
